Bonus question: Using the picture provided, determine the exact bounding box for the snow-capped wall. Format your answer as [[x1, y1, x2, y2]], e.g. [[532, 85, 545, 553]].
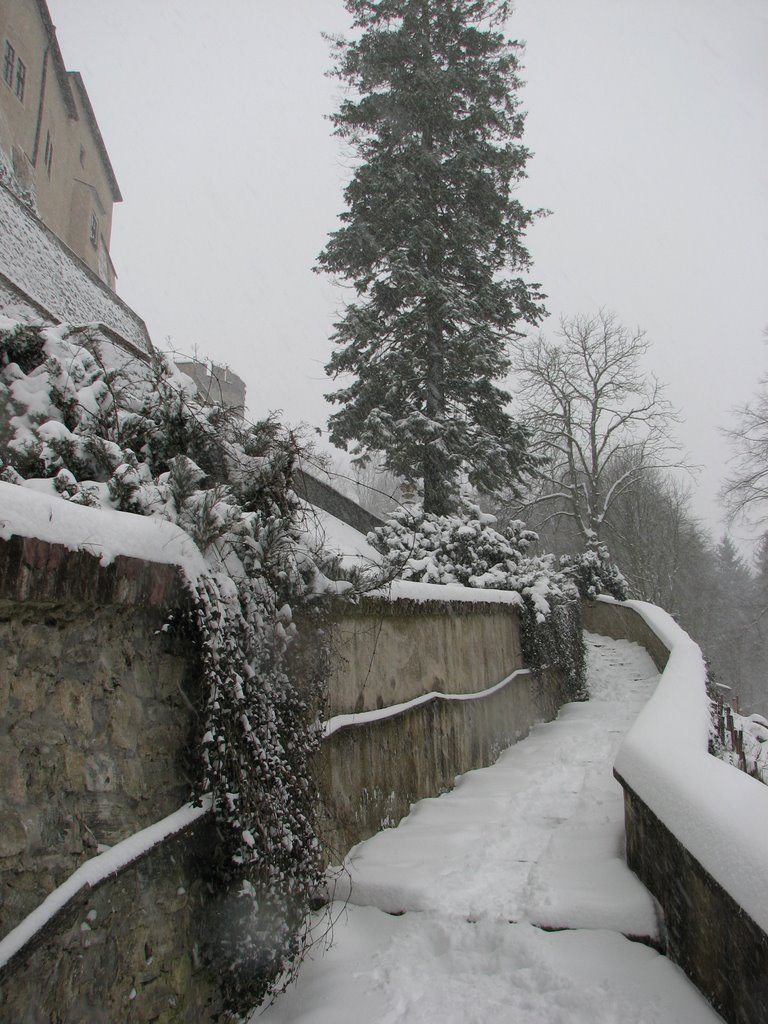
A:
[[0, 184, 152, 357], [0, 809, 226, 1022], [586, 597, 768, 1024]]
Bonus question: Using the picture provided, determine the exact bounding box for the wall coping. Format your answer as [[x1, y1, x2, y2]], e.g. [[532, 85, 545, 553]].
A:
[[0, 533, 186, 609]]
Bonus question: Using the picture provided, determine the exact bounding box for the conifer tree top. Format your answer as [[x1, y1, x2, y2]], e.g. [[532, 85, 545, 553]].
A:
[[318, 0, 545, 515]]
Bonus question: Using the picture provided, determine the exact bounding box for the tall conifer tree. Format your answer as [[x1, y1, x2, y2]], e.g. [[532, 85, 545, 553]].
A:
[[318, 0, 545, 514]]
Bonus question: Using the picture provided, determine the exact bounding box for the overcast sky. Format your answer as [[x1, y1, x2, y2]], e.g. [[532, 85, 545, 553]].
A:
[[47, 0, 768, 547]]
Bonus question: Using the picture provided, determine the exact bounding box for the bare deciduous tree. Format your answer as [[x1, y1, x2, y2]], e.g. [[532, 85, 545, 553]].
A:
[[512, 309, 684, 546], [722, 366, 768, 526]]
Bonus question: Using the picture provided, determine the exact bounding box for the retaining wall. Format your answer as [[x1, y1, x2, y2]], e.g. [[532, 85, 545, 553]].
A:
[[0, 535, 194, 939], [0, 183, 153, 358], [328, 597, 525, 715], [317, 664, 567, 859], [0, 531, 572, 1016], [0, 816, 228, 1024]]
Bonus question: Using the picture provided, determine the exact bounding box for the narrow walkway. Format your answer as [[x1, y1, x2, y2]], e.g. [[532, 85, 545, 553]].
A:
[[256, 635, 723, 1023]]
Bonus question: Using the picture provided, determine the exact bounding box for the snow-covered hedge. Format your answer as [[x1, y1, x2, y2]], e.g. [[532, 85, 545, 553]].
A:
[[368, 505, 587, 697], [0, 319, 344, 1010]]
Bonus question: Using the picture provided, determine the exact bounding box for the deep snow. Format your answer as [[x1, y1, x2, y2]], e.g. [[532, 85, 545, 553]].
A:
[[254, 635, 723, 1023]]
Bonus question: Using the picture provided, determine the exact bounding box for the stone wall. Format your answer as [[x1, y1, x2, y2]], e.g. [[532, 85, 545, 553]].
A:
[[0, 534, 196, 937], [0, 815, 231, 1024], [0, 532, 573, 1016], [0, 183, 152, 357]]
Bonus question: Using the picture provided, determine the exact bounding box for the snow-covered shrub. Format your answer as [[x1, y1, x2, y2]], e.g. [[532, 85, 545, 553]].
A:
[[559, 545, 628, 601], [369, 505, 586, 698], [0, 320, 342, 1010]]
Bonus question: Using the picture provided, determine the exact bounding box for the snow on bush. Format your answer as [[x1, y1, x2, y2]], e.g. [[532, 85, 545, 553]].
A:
[[369, 505, 587, 697], [559, 545, 629, 602], [0, 319, 344, 1010]]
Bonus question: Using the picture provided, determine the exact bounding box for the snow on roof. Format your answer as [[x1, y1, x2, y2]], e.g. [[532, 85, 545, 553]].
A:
[[299, 503, 382, 570], [0, 481, 205, 579], [0, 185, 151, 356], [612, 597, 768, 933]]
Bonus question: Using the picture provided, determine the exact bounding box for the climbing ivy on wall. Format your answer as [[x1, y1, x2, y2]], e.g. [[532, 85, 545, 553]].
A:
[[0, 321, 343, 1010]]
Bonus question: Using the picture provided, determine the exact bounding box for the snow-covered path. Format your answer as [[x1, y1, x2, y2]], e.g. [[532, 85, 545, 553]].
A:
[[255, 635, 723, 1023]]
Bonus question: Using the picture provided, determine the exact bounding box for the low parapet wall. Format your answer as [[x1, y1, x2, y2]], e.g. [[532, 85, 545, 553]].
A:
[[593, 597, 768, 1024]]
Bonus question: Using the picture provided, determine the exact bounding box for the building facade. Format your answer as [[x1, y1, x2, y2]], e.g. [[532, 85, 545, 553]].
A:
[[0, 0, 120, 289], [175, 359, 247, 415]]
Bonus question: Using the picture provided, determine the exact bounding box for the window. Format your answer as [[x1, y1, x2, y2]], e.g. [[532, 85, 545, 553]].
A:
[[3, 41, 14, 87], [44, 131, 53, 177], [79, 145, 86, 168], [89, 212, 98, 248], [15, 57, 25, 101]]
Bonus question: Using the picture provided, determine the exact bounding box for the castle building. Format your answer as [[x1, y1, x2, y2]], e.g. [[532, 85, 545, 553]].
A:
[[0, 0, 120, 289]]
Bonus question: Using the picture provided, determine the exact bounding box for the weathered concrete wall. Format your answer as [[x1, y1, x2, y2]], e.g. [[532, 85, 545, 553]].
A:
[[0, 815, 231, 1024], [317, 667, 568, 859], [582, 599, 670, 671], [0, 534, 196, 937], [329, 598, 524, 715]]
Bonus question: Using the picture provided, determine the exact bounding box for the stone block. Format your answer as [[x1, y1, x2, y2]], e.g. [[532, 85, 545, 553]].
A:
[[11, 719, 65, 751], [9, 667, 46, 714], [62, 746, 86, 793], [121, 757, 146, 802], [0, 809, 27, 857], [0, 657, 10, 718], [53, 682, 95, 734], [108, 691, 144, 751], [0, 737, 27, 803], [84, 753, 118, 793]]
